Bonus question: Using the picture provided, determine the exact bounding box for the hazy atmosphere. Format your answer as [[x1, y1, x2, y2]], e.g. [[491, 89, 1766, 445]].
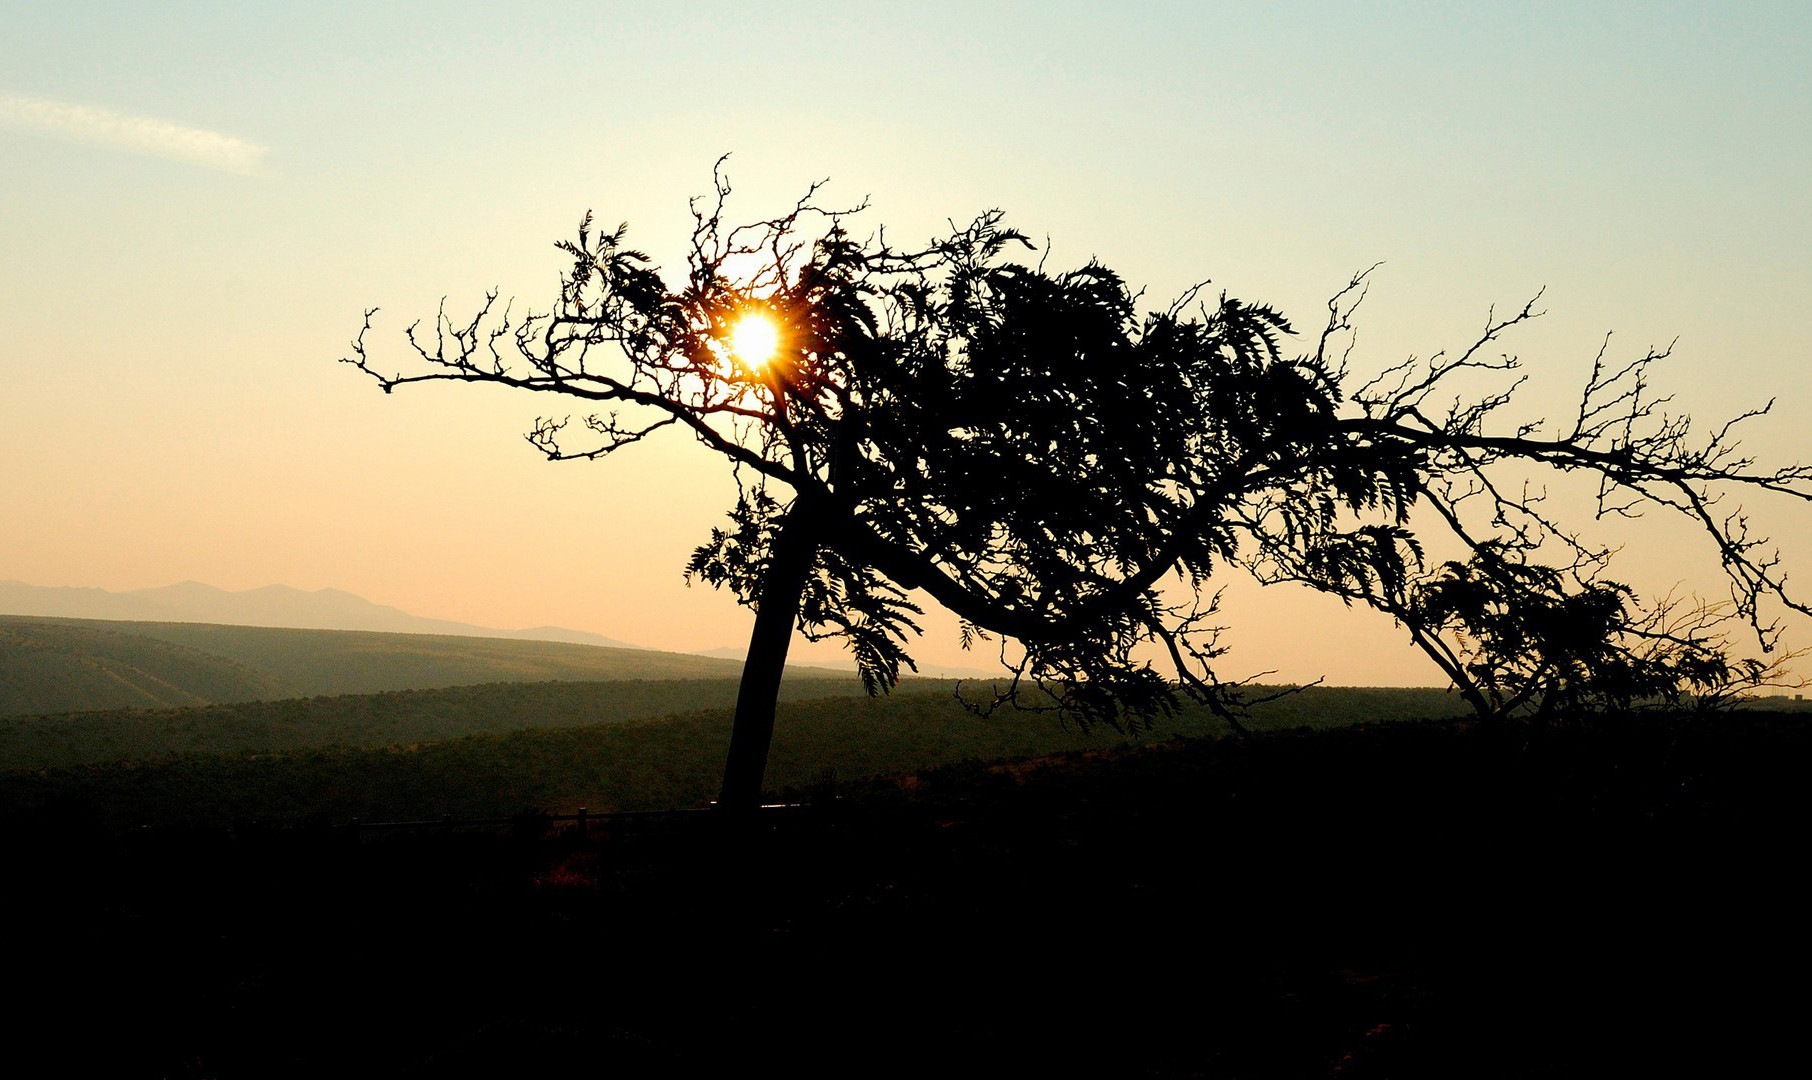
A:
[[13, 7, 1812, 1074], [6, 1, 1809, 684]]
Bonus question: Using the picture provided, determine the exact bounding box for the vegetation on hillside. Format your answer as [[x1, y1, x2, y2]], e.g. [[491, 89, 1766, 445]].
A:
[[0, 614, 842, 717], [0, 619, 290, 715], [0, 683, 1480, 830], [0, 675, 856, 770]]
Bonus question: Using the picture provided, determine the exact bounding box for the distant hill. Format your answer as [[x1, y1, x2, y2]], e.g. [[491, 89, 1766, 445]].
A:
[[0, 674, 866, 769], [0, 579, 1014, 678], [0, 679, 1479, 808], [0, 615, 852, 718], [0, 673, 1475, 783], [0, 619, 292, 717], [0, 580, 639, 648]]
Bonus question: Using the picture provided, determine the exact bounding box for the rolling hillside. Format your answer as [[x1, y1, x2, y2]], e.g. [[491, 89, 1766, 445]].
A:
[[0, 579, 640, 647], [0, 682, 1152, 824], [0, 615, 850, 718], [0, 619, 294, 716], [0, 677, 1478, 821], [0, 675, 861, 770]]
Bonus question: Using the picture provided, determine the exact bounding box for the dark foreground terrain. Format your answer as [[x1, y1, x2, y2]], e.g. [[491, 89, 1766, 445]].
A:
[[10, 711, 1809, 1077]]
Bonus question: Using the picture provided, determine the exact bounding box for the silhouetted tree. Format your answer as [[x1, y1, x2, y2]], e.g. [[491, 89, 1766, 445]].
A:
[[1385, 551, 1792, 720], [1249, 281, 1809, 719], [345, 163, 1810, 807]]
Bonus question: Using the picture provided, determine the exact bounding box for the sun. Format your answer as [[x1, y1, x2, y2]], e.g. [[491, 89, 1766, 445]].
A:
[[729, 311, 781, 369]]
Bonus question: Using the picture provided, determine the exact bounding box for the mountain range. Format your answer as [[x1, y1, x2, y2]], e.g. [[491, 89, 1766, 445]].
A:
[[0, 576, 1021, 677], [0, 579, 996, 678], [0, 580, 639, 648]]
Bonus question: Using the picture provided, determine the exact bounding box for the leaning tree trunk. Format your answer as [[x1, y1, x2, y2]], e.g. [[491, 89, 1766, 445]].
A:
[[717, 501, 820, 812]]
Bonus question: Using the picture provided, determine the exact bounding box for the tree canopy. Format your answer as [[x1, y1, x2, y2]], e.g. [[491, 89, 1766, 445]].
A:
[[345, 165, 1810, 805]]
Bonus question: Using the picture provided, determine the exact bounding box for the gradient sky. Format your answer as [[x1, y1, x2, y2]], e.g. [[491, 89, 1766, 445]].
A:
[[4, 2, 1809, 684]]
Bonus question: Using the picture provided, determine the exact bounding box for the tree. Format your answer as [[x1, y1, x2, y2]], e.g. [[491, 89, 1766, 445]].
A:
[[1248, 281, 1810, 719], [344, 164, 1811, 808], [1376, 551, 1793, 721]]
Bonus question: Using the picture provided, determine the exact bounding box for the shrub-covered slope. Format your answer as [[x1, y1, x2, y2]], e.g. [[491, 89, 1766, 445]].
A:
[[0, 620, 293, 716], [0, 614, 846, 716], [0, 675, 855, 770], [0, 683, 1475, 828]]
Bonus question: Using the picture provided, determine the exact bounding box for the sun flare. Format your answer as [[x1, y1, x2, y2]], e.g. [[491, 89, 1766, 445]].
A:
[[730, 312, 781, 369]]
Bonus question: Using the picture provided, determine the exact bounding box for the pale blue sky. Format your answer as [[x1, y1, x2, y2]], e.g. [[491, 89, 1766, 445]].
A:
[[3, 2, 1808, 682]]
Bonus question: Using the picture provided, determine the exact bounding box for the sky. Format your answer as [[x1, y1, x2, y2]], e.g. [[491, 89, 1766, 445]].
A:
[[3, 1, 1810, 685]]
